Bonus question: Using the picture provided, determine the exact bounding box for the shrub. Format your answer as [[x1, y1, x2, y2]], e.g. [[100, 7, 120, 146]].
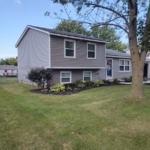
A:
[[77, 83, 85, 89], [66, 85, 72, 91], [50, 84, 65, 93], [27, 67, 53, 88], [74, 79, 83, 86], [113, 78, 120, 85], [124, 76, 132, 82], [94, 80, 104, 87], [102, 79, 112, 85], [85, 80, 94, 87]]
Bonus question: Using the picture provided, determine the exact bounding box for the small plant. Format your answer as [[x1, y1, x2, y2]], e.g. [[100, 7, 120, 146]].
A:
[[50, 84, 65, 93], [113, 78, 120, 85], [66, 85, 72, 91], [124, 76, 132, 82], [74, 79, 83, 86], [77, 83, 85, 89], [94, 80, 104, 87], [85, 80, 94, 87], [102, 79, 112, 85]]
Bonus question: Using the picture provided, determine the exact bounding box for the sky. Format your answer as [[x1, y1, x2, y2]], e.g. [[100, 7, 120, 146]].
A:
[[0, 0, 127, 59], [0, 0, 78, 59]]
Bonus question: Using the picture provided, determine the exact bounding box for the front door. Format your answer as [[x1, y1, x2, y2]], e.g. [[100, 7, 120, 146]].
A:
[[106, 58, 113, 79]]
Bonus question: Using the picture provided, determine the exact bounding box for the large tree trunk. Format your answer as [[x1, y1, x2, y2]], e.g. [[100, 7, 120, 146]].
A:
[[129, 55, 145, 98], [128, 34, 147, 98]]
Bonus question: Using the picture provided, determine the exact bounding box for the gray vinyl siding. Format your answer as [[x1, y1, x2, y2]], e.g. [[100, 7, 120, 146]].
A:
[[107, 57, 132, 79], [51, 36, 105, 68], [17, 29, 50, 82], [50, 69, 105, 84]]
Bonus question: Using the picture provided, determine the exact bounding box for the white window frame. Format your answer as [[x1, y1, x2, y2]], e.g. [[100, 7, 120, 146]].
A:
[[83, 71, 92, 82], [87, 43, 96, 59], [64, 39, 76, 58], [60, 71, 72, 84], [119, 59, 130, 72]]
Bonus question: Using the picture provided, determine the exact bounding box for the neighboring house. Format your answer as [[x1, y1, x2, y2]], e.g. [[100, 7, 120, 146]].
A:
[[106, 49, 132, 80], [15, 25, 150, 85], [124, 49, 150, 79], [0, 65, 17, 76]]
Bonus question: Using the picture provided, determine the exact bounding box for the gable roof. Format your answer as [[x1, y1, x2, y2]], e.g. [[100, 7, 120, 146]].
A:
[[106, 49, 131, 58], [15, 25, 107, 47], [0, 65, 17, 70]]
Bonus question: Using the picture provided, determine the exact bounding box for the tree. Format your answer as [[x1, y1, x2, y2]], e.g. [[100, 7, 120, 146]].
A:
[[0, 57, 17, 66], [52, 0, 150, 98], [91, 26, 127, 52], [55, 20, 90, 35], [27, 67, 53, 89], [55, 20, 127, 51]]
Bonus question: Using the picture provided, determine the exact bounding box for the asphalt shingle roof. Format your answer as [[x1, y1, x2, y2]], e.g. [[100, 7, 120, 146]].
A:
[[30, 25, 106, 42], [0, 65, 17, 70], [106, 49, 131, 58]]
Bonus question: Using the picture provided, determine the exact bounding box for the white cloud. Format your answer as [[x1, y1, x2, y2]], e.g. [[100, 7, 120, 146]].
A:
[[15, 0, 22, 5]]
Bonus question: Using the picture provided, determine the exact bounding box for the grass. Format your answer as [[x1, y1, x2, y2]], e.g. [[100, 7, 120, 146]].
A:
[[0, 77, 150, 150]]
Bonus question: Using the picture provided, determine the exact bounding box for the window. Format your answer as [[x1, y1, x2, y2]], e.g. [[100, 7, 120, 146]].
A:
[[5, 70, 7, 73], [119, 60, 130, 71], [60, 71, 72, 83], [64, 40, 76, 58], [87, 43, 96, 59], [83, 71, 92, 82]]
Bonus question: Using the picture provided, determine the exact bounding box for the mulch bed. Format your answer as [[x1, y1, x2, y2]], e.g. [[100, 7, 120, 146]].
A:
[[30, 82, 117, 95]]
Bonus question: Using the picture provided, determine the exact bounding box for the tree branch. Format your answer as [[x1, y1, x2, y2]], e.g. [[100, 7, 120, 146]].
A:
[[85, 2, 129, 27]]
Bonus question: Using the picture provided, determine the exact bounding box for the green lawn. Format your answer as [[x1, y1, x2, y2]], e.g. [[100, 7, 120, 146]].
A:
[[0, 77, 150, 150]]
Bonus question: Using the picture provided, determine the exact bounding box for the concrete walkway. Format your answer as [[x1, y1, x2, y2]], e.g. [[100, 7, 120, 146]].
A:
[[120, 80, 150, 85]]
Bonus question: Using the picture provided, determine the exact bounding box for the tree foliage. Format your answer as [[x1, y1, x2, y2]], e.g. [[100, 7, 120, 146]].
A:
[[91, 26, 127, 51], [55, 20, 127, 51], [27, 67, 53, 88], [0, 57, 17, 66], [55, 20, 90, 35]]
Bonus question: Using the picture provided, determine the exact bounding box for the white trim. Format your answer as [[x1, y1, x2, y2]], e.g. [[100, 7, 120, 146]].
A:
[[60, 71, 72, 84], [50, 67, 106, 69], [87, 42, 96, 59], [106, 58, 113, 79], [83, 71, 92, 82], [15, 26, 50, 47], [119, 59, 130, 72], [64, 39, 76, 58], [49, 35, 51, 68]]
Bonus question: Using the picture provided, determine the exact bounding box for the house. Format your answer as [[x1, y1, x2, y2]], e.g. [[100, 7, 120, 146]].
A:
[[0, 65, 17, 76], [106, 49, 132, 80], [15, 25, 150, 85], [106, 49, 150, 79]]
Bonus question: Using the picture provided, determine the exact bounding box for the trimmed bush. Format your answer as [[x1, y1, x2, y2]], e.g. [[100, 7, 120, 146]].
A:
[[124, 76, 132, 82], [27, 67, 53, 88], [50, 84, 65, 93], [113, 78, 120, 85], [94, 80, 104, 87], [74, 79, 83, 86], [102, 79, 112, 85], [85, 80, 94, 87]]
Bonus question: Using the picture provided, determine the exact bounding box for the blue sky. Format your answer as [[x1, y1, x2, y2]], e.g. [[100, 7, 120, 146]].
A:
[[0, 0, 127, 59], [0, 0, 77, 59]]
